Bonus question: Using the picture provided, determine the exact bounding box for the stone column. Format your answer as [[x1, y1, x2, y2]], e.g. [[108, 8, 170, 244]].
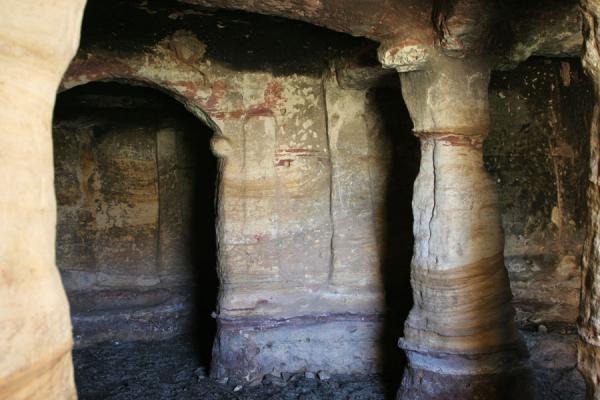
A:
[[579, 2, 600, 399], [396, 55, 533, 399], [0, 0, 86, 398]]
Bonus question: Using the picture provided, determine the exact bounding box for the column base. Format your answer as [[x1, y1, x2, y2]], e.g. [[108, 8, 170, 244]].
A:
[[211, 313, 383, 382], [398, 365, 535, 400], [397, 339, 534, 399]]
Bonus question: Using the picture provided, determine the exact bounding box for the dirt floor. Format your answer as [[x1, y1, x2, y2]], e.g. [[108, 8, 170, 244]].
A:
[[73, 335, 584, 400]]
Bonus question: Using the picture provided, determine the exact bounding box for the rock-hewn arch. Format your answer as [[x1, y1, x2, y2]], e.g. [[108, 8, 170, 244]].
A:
[[54, 80, 220, 360], [60, 57, 223, 139]]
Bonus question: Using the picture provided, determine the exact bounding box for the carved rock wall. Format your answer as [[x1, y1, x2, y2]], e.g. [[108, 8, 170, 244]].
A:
[[54, 83, 217, 347], [59, 5, 404, 378], [579, 1, 600, 398], [54, 0, 593, 386], [486, 57, 591, 399], [487, 58, 592, 330]]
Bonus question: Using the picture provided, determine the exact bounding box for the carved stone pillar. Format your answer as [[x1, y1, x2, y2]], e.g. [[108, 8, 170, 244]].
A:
[[579, 2, 600, 399], [396, 54, 533, 399], [0, 1, 86, 398]]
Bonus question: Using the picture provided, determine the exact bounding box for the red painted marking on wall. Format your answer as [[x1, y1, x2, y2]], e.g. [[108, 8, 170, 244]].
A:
[[275, 149, 321, 162], [275, 159, 294, 167], [244, 106, 274, 118], [208, 80, 285, 121], [263, 81, 284, 107], [171, 80, 203, 100], [205, 80, 226, 111], [276, 148, 320, 154], [274, 148, 328, 167], [62, 58, 289, 125], [60, 57, 135, 91]]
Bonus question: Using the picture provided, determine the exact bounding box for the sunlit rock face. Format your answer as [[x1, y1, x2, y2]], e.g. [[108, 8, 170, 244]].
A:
[[49, 0, 590, 391], [0, 1, 86, 399]]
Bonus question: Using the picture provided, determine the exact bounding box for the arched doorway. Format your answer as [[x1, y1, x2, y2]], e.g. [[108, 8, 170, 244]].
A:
[[53, 81, 219, 396]]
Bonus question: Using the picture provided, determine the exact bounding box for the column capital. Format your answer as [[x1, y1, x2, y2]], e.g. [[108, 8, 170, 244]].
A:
[[377, 40, 433, 73], [377, 0, 502, 72], [399, 54, 491, 138]]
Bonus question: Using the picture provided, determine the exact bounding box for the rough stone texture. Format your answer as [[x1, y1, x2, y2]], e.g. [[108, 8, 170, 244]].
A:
[[55, 114, 159, 282], [180, 0, 432, 43], [51, 2, 594, 392], [399, 366, 534, 400], [58, 1, 410, 382], [212, 315, 383, 380], [0, 0, 86, 399], [73, 337, 388, 400], [0, 0, 594, 398], [211, 74, 416, 380], [400, 55, 492, 135], [72, 334, 583, 400], [501, 0, 583, 69], [579, 1, 600, 399], [525, 332, 585, 400], [376, 0, 582, 71], [487, 58, 592, 328], [181, 0, 583, 72], [53, 83, 216, 347], [397, 55, 533, 398]]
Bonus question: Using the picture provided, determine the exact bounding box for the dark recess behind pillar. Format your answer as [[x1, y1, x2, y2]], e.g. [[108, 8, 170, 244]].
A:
[[370, 80, 419, 397]]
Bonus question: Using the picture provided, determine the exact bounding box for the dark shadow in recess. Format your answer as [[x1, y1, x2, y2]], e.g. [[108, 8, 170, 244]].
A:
[[53, 81, 219, 370], [369, 78, 420, 399], [182, 102, 219, 368]]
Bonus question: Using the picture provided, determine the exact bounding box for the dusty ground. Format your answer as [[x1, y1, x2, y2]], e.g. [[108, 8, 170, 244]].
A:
[[73, 336, 386, 400], [73, 335, 584, 400]]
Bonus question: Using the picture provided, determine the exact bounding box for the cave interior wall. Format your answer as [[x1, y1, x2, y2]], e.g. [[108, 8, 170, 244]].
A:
[[54, 0, 592, 382]]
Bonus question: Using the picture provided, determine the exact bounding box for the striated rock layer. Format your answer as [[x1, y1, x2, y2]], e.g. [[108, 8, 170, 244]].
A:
[[56, 1, 589, 387], [396, 55, 533, 399], [58, 2, 408, 381], [0, 0, 86, 399]]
